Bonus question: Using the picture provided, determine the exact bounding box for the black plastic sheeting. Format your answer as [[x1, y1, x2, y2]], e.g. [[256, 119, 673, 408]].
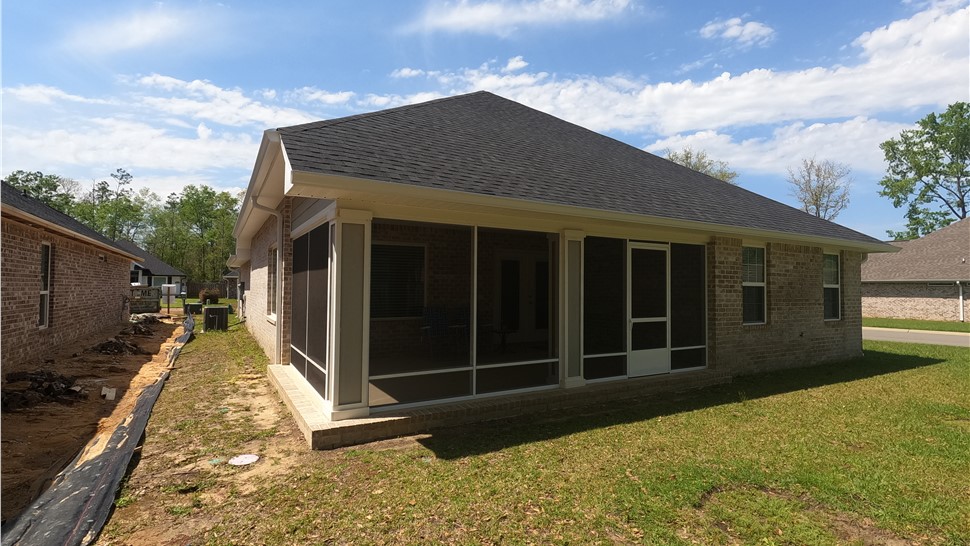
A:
[[2, 315, 195, 546]]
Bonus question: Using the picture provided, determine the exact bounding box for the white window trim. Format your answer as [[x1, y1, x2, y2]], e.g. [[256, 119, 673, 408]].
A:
[[823, 253, 841, 321], [742, 245, 766, 325], [266, 245, 278, 322], [39, 242, 51, 329]]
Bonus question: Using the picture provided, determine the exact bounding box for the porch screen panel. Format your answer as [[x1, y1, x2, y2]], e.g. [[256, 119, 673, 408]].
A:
[[369, 221, 472, 381], [306, 224, 329, 371], [583, 237, 626, 380], [670, 243, 706, 370], [291, 233, 309, 377], [476, 228, 558, 370]]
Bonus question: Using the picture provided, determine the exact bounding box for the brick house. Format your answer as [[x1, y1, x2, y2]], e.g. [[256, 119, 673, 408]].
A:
[[228, 92, 893, 443], [1, 181, 139, 367], [862, 218, 970, 321]]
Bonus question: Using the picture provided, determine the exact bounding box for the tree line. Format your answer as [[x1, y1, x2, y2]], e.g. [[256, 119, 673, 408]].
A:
[[3, 168, 239, 283], [665, 102, 968, 239]]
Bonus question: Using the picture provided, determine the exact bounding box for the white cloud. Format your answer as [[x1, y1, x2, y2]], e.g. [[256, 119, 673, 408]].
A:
[[403, 0, 634, 36], [136, 75, 317, 127], [645, 117, 914, 175], [699, 16, 775, 48], [197, 123, 213, 140], [289, 87, 356, 105], [3, 117, 257, 188], [391, 67, 427, 78], [2, 84, 111, 105], [382, 3, 967, 136], [64, 7, 202, 56], [503, 55, 530, 72]]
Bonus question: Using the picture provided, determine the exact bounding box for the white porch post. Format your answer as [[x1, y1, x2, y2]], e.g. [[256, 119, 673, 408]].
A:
[[329, 209, 372, 420], [561, 230, 586, 388]]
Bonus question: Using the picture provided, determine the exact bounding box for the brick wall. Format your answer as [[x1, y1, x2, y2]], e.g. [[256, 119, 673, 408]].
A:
[[708, 237, 863, 375], [370, 221, 473, 358], [862, 282, 968, 321], [1, 217, 131, 367], [244, 198, 292, 364]]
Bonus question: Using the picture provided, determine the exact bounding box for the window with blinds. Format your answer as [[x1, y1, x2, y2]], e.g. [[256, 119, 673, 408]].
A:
[[742, 246, 765, 324], [823, 253, 841, 320], [371, 244, 425, 318], [39, 243, 51, 328]]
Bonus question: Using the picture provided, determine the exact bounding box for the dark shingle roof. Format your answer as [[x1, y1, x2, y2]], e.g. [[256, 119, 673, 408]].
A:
[[862, 218, 970, 281], [277, 91, 885, 247], [113, 239, 186, 277], [1, 181, 133, 257]]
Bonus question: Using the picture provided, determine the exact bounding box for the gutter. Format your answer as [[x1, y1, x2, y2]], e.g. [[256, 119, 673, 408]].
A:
[[250, 194, 284, 365]]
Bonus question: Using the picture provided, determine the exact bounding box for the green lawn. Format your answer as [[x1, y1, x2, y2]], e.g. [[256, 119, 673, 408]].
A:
[[863, 317, 970, 333], [102, 329, 970, 545]]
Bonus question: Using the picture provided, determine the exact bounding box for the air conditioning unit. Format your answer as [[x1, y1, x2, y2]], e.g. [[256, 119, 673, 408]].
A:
[[203, 305, 229, 332]]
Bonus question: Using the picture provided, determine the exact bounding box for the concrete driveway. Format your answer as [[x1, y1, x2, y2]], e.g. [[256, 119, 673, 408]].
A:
[[863, 327, 970, 348]]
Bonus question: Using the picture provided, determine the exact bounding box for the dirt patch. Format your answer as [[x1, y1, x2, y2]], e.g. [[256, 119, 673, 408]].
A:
[[1, 317, 182, 525], [679, 485, 914, 545]]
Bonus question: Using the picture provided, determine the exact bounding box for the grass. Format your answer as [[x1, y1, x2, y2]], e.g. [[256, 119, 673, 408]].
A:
[[863, 317, 970, 333], [101, 328, 970, 545]]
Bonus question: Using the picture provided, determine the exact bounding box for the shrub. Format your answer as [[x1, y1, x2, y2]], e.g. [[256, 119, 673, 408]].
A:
[[198, 289, 221, 305]]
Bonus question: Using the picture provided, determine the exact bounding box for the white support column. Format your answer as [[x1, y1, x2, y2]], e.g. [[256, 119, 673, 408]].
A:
[[561, 229, 586, 388], [328, 208, 372, 420]]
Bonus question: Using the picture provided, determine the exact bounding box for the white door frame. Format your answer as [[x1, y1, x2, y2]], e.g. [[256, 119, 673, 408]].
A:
[[627, 242, 670, 377]]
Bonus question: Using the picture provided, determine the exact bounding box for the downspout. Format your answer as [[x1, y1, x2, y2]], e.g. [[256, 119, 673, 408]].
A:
[[958, 281, 965, 322], [251, 195, 284, 364]]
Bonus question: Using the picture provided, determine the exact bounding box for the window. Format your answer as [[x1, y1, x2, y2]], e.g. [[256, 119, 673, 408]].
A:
[[742, 246, 765, 324], [267, 246, 277, 317], [371, 243, 425, 318], [823, 253, 841, 320], [39, 243, 51, 328]]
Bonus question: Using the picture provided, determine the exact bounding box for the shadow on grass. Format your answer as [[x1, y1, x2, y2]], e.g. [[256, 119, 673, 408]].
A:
[[418, 348, 947, 459]]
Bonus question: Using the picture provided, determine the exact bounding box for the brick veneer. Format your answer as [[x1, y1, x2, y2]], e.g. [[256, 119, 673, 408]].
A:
[[862, 282, 969, 321], [708, 236, 863, 375], [1, 216, 131, 367], [244, 199, 293, 364]]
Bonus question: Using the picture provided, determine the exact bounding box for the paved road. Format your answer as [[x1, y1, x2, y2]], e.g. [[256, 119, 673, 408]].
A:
[[862, 327, 970, 347]]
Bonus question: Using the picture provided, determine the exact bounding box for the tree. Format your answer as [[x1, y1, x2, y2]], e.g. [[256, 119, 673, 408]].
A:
[[3, 170, 78, 214], [879, 102, 969, 239], [73, 168, 152, 241], [665, 146, 739, 184], [786, 157, 851, 221]]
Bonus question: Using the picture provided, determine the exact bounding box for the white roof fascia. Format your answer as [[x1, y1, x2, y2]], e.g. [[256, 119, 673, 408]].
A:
[[286, 170, 897, 254]]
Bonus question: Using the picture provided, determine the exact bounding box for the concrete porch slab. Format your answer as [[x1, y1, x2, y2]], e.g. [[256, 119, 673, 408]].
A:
[[268, 364, 733, 450]]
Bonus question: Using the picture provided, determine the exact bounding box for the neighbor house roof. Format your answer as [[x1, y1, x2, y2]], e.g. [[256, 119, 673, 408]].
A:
[[1, 181, 140, 261], [862, 218, 970, 282], [112, 239, 186, 277]]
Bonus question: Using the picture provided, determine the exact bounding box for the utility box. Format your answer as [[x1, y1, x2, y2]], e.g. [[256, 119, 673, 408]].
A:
[[203, 305, 229, 332], [185, 302, 203, 315], [161, 284, 177, 312]]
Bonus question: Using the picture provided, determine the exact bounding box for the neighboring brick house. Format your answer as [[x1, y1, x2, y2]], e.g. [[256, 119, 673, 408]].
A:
[[227, 91, 893, 442], [862, 218, 970, 321], [1, 181, 140, 367], [113, 239, 187, 293]]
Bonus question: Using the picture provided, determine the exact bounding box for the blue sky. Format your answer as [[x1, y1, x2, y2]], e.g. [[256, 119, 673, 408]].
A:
[[3, 0, 968, 239]]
